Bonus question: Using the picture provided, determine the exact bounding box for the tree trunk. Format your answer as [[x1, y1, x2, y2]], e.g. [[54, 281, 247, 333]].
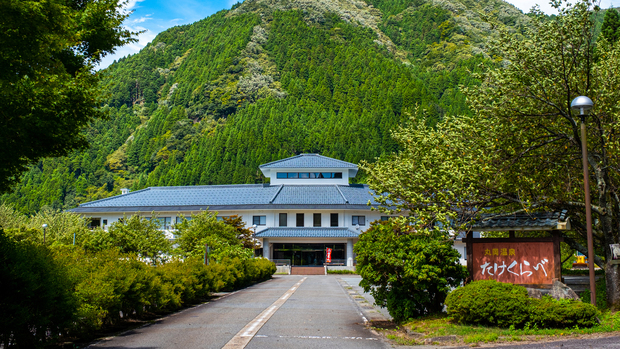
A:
[[606, 250, 620, 310]]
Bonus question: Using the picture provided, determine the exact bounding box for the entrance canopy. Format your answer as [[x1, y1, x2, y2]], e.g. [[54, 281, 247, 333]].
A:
[[255, 227, 360, 238]]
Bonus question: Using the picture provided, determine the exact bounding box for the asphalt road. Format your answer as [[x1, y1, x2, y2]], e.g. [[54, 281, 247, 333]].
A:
[[87, 275, 386, 349]]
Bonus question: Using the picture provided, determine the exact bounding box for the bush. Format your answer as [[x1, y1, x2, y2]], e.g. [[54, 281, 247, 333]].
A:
[[529, 297, 599, 328], [446, 280, 600, 329], [0, 231, 76, 348], [355, 221, 467, 322], [581, 277, 608, 310], [445, 280, 531, 328]]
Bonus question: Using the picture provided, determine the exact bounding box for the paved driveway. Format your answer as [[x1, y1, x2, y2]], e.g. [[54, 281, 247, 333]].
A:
[[88, 275, 386, 349]]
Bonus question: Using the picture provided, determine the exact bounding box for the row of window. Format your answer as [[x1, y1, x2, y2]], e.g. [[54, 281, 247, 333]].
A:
[[89, 215, 394, 230], [253, 213, 372, 227], [276, 172, 343, 179]]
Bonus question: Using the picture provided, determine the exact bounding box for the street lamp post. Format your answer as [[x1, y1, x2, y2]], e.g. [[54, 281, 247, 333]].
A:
[[571, 95, 596, 306], [42, 224, 48, 244]]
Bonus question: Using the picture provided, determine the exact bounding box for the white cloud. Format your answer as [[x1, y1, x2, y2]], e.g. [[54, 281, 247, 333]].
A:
[[508, 0, 615, 14], [97, 25, 157, 69], [124, 0, 145, 11], [130, 14, 153, 24]]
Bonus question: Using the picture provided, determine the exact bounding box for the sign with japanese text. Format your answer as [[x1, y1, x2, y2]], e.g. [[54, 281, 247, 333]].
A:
[[326, 247, 332, 263], [472, 242, 555, 285]]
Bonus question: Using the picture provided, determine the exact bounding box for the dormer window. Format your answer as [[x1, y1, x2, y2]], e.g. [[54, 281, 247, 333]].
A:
[[275, 172, 343, 179]]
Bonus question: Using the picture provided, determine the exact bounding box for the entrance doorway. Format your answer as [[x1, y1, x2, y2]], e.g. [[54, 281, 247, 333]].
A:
[[272, 243, 345, 266]]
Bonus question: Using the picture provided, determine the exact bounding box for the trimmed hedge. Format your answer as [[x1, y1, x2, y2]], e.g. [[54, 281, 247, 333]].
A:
[[0, 231, 276, 348], [445, 280, 531, 327], [445, 280, 599, 329]]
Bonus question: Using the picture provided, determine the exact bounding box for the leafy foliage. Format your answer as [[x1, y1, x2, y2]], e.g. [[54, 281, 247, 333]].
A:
[[0, 0, 136, 192], [601, 7, 620, 43], [363, 0, 620, 310], [0, 231, 75, 348], [445, 280, 531, 328], [0, 227, 275, 347], [174, 211, 253, 260], [85, 215, 172, 261], [0, 0, 520, 213], [446, 280, 599, 329], [355, 220, 466, 322]]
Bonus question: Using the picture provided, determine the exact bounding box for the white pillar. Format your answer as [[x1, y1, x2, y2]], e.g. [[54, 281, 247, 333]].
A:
[[347, 239, 354, 266], [263, 238, 270, 260]]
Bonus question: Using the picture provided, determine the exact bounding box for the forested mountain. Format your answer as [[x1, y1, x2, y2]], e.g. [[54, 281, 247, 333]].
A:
[[4, 0, 532, 213]]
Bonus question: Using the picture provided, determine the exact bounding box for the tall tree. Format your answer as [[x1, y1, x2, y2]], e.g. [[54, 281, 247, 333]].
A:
[[601, 7, 620, 43], [0, 0, 136, 192], [363, 0, 620, 309]]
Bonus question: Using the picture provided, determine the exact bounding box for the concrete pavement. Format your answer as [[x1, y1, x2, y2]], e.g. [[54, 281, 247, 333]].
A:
[[87, 275, 387, 349]]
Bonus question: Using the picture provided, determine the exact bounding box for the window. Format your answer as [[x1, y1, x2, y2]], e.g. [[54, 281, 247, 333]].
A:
[[313, 213, 321, 227], [102, 219, 108, 226], [216, 216, 231, 221], [147, 217, 172, 229], [380, 216, 390, 221], [88, 218, 101, 229], [330, 213, 338, 227], [352, 216, 366, 226], [296, 213, 304, 227], [279, 213, 288, 227], [176, 216, 192, 224], [275, 172, 344, 179], [253, 216, 266, 226]]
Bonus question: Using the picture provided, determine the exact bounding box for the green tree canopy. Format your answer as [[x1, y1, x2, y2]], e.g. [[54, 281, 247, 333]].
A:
[[601, 7, 620, 43], [0, 0, 136, 192], [363, 0, 620, 310]]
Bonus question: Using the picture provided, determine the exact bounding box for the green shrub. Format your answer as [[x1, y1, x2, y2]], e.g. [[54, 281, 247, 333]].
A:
[[327, 269, 358, 274], [355, 221, 467, 322], [581, 277, 608, 310], [529, 296, 599, 328], [445, 280, 531, 328], [0, 231, 76, 348], [446, 280, 600, 329]]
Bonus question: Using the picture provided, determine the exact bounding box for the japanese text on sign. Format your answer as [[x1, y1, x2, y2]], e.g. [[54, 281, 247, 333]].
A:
[[472, 242, 555, 284]]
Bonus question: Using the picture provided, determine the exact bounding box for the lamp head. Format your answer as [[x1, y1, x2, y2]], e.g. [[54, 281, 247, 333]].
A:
[[571, 96, 593, 115], [42, 224, 48, 229]]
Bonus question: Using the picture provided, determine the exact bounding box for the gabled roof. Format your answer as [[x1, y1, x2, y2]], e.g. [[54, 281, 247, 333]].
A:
[[69, 184, 379, 213], [259, 154, 358, 169], [255, 227, 360, 238], [471, 211, 570, 231]]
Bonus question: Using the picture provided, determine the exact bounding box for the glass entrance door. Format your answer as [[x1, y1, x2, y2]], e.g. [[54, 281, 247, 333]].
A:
[[272, 243, 345, 266]]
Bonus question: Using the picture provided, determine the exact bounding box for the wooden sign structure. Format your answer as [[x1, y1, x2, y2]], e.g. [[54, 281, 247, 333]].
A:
[[463, 212, 569, 288]]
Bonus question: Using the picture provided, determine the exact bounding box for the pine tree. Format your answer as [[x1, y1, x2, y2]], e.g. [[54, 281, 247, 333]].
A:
[[601, 8, 620, 43]]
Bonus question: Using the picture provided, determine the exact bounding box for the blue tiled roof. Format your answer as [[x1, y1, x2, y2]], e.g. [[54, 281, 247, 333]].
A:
[[272, 185, 346, 205], [255, 227, 360, 238], [77, 185, 278, 208], [70, 184, 379, 212], [259, 154, 358, 169]]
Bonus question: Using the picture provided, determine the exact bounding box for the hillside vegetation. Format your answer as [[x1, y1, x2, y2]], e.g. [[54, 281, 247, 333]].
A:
[[4, 0, 530, 213]]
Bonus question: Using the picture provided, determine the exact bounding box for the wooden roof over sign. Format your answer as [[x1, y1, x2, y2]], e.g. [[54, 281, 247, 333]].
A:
[[471, 211, 570, 232]]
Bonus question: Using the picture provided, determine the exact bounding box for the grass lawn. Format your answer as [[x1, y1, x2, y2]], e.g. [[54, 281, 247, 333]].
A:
[[376, 311, 620, 346]]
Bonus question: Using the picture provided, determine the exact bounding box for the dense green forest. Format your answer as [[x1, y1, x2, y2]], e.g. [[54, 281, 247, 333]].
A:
[[0, 0, 596, 213]]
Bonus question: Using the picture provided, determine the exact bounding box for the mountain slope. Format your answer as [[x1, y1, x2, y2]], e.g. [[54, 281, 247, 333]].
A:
[[3, 0, 530, 213]]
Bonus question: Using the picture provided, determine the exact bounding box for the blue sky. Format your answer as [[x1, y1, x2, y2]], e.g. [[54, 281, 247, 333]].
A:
[[98, 0, 240, 68], [98, 0, 616, 69]]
